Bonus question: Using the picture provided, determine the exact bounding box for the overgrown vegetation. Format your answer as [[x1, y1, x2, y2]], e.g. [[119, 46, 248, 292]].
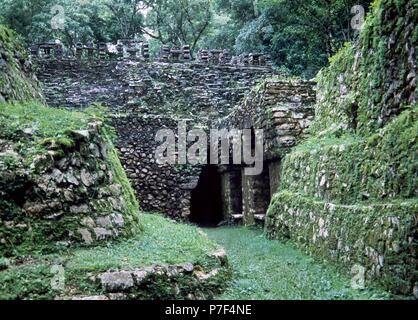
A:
[[281, 109, 417, 203], [0, 25, 44, 102], [0, 101, 142, 256]]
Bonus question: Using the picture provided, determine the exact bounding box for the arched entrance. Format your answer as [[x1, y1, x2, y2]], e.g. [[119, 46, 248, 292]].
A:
[[190, 166, 223, 227]]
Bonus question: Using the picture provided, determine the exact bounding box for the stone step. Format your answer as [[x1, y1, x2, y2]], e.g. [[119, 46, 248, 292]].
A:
[[231, 214, 266, 222]]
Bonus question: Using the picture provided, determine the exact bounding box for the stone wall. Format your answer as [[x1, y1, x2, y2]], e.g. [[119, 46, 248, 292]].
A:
[[220, 79, 316, 160], [0, 25, 44, 103], [34, 55, 317, 221], [0, 115, 141, 256], [33, 56, 277, 219], [218, 79, 316, 223], [267, 192, 417, 295], [35, 58, 274, 119], [265, 0, 417, 297], [1, 24, 141, 256]]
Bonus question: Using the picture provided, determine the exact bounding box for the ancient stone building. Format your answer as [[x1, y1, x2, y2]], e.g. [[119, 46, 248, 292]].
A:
[[33, 43, 315, 226]]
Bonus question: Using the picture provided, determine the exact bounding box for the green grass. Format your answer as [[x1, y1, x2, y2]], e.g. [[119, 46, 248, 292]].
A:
[[205, 226, 396, 300], [0, 214, 221, 299], [0, 101, 88, 140], [66, 214, 219, 271]]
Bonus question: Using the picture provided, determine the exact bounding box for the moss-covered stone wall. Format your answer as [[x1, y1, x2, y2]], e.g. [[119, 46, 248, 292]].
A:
[[280, 110, 417, 204], [265, 0, 417, 297], [0, 24, 141, 256], [0, 103, 141, 256], [309, 0, 416, 136], [266, 193, 417, 295], [0, 25, 44, 103]]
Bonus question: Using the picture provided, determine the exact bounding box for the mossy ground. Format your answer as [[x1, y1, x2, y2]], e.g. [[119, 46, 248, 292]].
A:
[[205, 226, 404, 300], [0, 214, 222, 300]]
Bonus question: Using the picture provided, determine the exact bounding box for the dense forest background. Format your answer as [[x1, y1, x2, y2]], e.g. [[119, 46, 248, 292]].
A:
[[0, 0, 372, 78]]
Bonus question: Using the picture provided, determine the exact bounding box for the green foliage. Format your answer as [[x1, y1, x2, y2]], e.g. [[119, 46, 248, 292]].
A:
[[0, 257, 10, 270], [202, 0, 373, 78], [0, 101, 141, 255], [266, 0, 417, 297], [102, 126, 141, 234], [0, 264, 55, 300], [1, 0, 377, 77], [205, 226, 394, 300], [145, 0, 212, 52], [310, 0, 417, 135], [0, 102, 88, 140], [0, 0, 212, 52], [68, 214, 219, 270]]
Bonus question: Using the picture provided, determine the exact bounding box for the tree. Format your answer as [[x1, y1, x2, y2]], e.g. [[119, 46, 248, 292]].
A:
[[206, 0, 372, 78], [145, 0, 212, 51], [0, 0, 374, 77], [104, 0, 146, 40]]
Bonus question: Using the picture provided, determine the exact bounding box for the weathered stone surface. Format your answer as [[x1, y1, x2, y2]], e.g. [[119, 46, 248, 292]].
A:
[[33, 58, 277, 219], [1, 119, 140, 254], [351, 264, 366, 289], [99, 271, 134, 293], [78, 228, 93, 244], [94, 227, 113, 241], [95, 257, 227, 300], [195, 269, 219, 281], [212, 248, 228, 266]]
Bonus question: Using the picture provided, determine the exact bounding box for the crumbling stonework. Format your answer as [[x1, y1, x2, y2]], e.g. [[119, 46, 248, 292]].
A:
[[34, 55, 316, 222], [0, 119, 141, 255], [33, 51, 298, 220], [221, 79, 316, 159], [85, 248, 229, 300], [218, 79, 316, 223], [265, 0, 417, 296], [0, 25, 44, 103]]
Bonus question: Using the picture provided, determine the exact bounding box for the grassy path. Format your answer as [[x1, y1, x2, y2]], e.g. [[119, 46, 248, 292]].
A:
[[204, 226, 393, 300]]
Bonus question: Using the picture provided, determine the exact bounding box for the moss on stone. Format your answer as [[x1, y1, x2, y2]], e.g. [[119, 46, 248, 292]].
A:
[[266, 0, 417, 297], [309, 0, 417, 136], [0, 24, 44, 103], [0, 102, 142, 256], [266, 192, 417, 295], [280, 109, 417, 203]]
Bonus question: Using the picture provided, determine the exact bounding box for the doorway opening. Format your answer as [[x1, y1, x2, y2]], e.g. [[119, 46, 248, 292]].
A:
[[190, 166, 223, 227]]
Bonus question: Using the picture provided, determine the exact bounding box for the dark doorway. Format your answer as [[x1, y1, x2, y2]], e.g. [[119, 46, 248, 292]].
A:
[[190, 166, 223, 227]]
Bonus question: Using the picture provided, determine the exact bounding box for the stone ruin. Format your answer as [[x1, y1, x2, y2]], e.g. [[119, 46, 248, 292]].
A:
[[31, 39, 271, 67], [32, 48, 314, 225]]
